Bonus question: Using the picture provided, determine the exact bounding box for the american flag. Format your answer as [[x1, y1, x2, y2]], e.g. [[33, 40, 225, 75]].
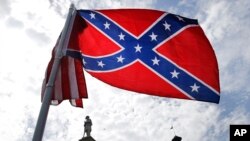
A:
[[42, 35, 88, 108]]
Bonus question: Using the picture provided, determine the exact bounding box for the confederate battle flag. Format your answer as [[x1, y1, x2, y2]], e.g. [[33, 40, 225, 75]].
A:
[[43, 9, 220, 107]]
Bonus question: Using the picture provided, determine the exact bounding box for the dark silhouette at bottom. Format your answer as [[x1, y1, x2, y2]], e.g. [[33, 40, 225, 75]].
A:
[[172, 135, 182, 141], [79, 136, 96, 141], [79, 116, 96, 141]]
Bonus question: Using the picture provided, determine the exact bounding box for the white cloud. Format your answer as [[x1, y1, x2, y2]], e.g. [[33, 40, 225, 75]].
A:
[[194, 1, 250, 93], [25, 28, 51, 46], [5, 17, 24, 28], [76, 0, 156, 9], [0, 0, 11, 18]]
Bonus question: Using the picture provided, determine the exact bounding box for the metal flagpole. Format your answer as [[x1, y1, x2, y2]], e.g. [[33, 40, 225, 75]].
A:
[[32, 3, 77, 141]]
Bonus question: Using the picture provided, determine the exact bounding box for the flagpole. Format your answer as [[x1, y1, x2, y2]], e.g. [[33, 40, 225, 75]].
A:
[[32, 4, 76, 141]]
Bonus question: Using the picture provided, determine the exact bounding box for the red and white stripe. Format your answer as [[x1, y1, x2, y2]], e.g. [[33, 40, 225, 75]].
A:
[[41, 40, 88, 108]]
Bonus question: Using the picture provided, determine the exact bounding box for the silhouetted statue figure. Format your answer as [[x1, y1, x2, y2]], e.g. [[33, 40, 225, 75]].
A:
[[84, 116, 92, 137], [79, 116, 95, 141]]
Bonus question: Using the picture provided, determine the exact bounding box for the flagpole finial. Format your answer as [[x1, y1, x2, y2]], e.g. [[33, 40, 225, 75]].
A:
[[70, 3, 75, 9]]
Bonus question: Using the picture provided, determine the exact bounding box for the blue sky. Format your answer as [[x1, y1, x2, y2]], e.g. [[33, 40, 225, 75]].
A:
[[0, 0, 250, 141]]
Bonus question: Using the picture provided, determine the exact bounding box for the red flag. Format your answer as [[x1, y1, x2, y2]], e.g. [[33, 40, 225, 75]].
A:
[[63, 9, 220, 103]]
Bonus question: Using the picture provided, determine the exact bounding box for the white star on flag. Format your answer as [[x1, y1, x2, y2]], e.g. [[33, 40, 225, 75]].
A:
[[117, 55, 125, 63], [149, 32, 158, 41], [89, 12, 95, 19], [118, 32, 125, 40], [134, 44, 142, 53], [190, 83, 200, 92], [170, 69, 180, 78], [163, 21, 171, 31], [97, 61, 105, 68], [82, 58, 87, 65], [104, 21, 110, 29], [176, 16, 185, 22], [151, 57, 160, 65]]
